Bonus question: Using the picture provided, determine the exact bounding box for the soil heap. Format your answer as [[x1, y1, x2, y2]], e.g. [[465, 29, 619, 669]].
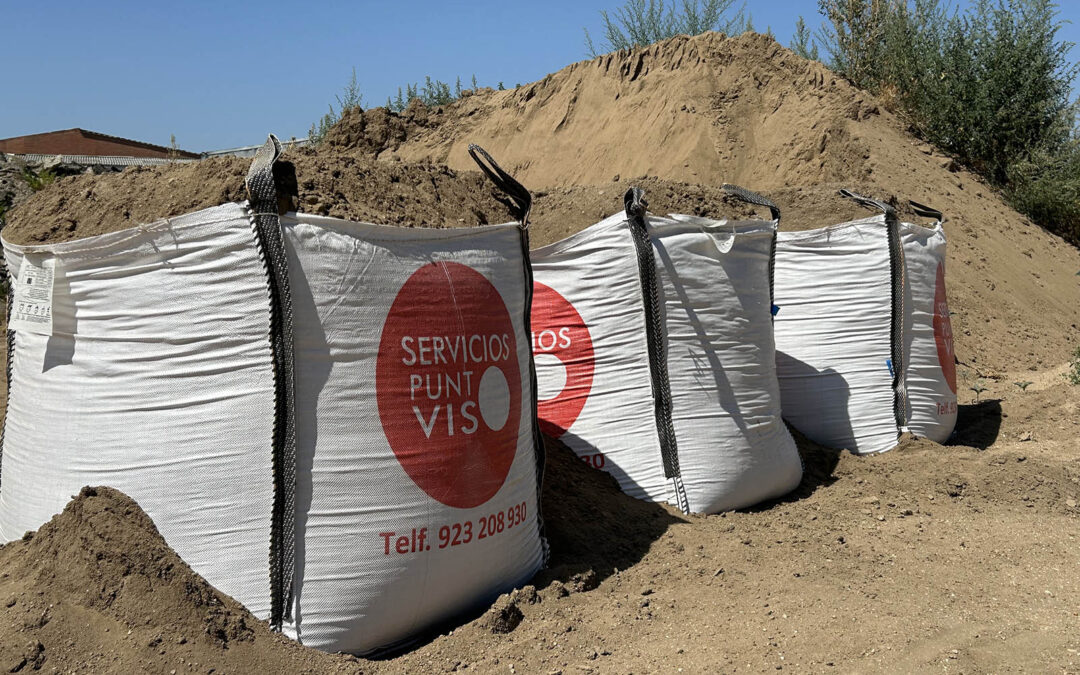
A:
[[0, 486, 356, 674], [362, 31, 1080, 374]]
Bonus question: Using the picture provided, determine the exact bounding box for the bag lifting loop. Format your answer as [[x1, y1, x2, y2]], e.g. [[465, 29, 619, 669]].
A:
[[722, 183, 781, 222], [468, 144, 533, 229], [839, 188, 899, 226]]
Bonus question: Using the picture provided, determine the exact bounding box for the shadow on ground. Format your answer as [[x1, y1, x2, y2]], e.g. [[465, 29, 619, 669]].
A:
[[952, 399, 1003, 449], [536, 436, 686, 585]]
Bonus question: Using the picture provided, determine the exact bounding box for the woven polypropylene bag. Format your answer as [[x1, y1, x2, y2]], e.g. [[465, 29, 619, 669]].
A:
[[0, 203, 277, 617], [773, 211, 956, 454], [280, 212, 545, 653], [530, 210, 802, 514]]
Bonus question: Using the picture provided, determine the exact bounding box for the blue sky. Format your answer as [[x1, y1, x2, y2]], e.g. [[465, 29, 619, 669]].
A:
[[2, 0, 1078, 152]]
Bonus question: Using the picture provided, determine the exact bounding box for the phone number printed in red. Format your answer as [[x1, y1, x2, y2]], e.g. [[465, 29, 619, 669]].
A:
[[379, 501, 528, 556]]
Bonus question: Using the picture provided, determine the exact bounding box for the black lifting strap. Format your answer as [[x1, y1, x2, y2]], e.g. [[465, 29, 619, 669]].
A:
[[246, 134, 298, 631], [909, 199, 943, 222], [839, 188, 899, 225], [466, 143, 548, 559], [721, 183, 782, 221], [624, 187, 682, 482], [468, 144, 533, 226], [838, 188, 909, 433]]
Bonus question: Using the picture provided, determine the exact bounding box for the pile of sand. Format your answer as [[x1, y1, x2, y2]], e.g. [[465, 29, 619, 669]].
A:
[[0, 152, 511, 246], [0, 486, 356, 673]]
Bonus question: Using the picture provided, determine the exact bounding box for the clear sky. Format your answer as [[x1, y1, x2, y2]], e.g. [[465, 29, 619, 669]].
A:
[[2, 0, 1078, 152]]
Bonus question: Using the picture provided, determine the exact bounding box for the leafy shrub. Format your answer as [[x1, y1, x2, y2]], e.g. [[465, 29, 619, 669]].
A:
[[20, 167, 56, 192], [585, 0, 747, 56], [1067, 346, 1080, 386], [790, 16, 819, 61], [816, 0, 1080, 245], [309, 68, 364, 144]]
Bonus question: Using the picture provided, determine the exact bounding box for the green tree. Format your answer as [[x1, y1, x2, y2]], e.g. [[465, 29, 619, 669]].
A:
[[585, 0, 746, 57], [817, 0, 1080, 245]]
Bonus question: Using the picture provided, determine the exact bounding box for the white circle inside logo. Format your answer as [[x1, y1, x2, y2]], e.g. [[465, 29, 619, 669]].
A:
[[534, 353, 567, 401], [478, 366, 511, 431]]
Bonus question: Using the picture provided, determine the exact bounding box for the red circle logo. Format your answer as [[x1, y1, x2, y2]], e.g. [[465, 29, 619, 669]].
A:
[[933, 261, 957, 394], [377, 262, 521, 509], [531, 282, 595, 438]]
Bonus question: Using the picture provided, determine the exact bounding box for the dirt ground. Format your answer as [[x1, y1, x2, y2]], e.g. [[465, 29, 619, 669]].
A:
[[2, 29, 1079, 674], [2, 380, 1077, 674]]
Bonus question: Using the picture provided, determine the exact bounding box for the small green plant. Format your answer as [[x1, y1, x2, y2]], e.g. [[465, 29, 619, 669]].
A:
[[309, 67, 365, 144], [969, 378, 988, 403], [790, 15, 820, 61], [386, 74, 480, 112], [20, 167, 56, 192], [1066, 347, 1080, 386], [584, 0, 747, 57], [1014, 380, 1034, 392]]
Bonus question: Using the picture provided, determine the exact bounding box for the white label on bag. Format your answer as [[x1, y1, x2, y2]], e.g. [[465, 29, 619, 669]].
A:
[[10, 257, 55, 336]]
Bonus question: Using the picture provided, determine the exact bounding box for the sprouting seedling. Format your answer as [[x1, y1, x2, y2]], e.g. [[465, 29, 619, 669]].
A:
[[1014, 380, 1034, 392], [969, 379, 987, 403]]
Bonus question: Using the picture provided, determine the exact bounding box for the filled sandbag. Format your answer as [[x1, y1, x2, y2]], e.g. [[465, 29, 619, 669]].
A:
[[772, 190, 956, 455], [279, 144, 545, 652], [530, 186, 802, 514], [0, 137, 546, 655]]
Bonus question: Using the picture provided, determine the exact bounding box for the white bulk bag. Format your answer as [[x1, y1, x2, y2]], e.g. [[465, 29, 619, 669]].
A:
[[0, 138, 546, 656], [0, 203, 278, 619], [280, 145, 545, 653], [530, 187, 802, 514], [900, 221, 957, 441], [773, 190, 956, 455]]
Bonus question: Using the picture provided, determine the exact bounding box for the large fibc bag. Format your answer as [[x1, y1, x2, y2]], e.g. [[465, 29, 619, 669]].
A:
[[279, 145, 545, 652], [773, 190, 956, 455], [529, 186, 802, 514], [1, 202, 279, 621], [0, 137, 546, 655]]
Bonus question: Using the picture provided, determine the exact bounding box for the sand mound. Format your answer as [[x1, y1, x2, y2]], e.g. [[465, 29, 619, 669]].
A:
[[383, 32, 870, 189], [322, 99, 448, 157], [0, 486, 356, 673], [1, 151, 518, 247], [344, 31, 1080, 373]]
